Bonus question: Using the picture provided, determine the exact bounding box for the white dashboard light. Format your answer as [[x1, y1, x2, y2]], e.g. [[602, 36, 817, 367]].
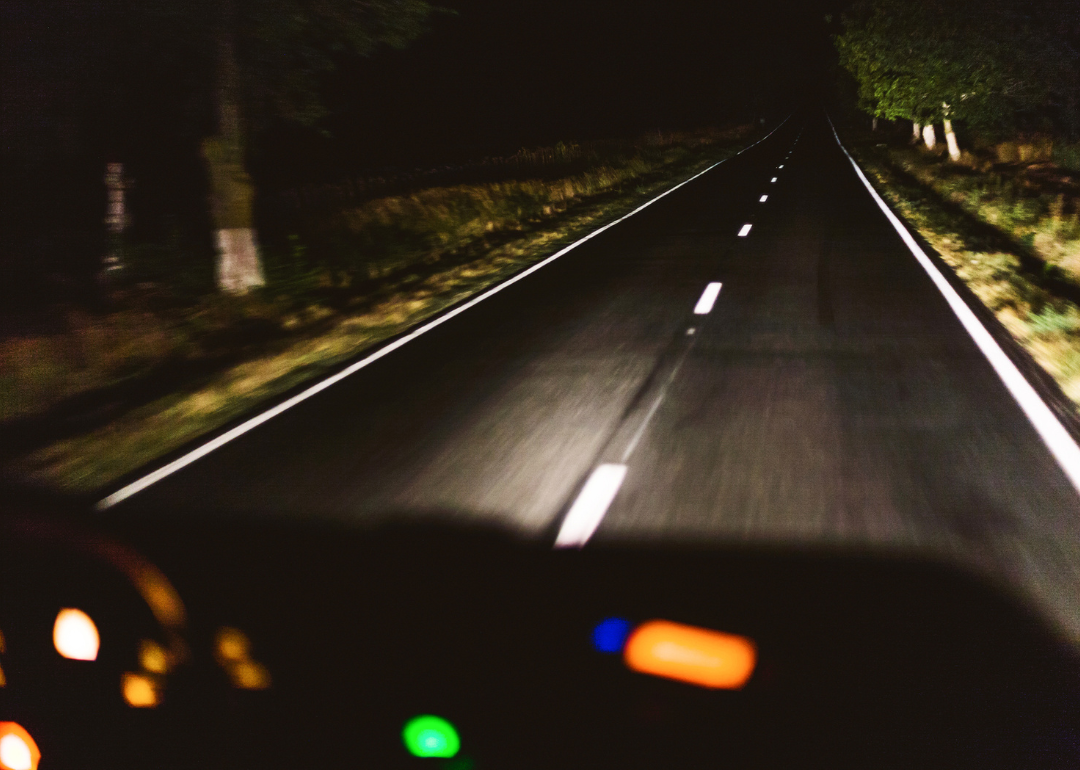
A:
[[0, 724, 39, 770], [53, 608, 99, 661], [0, 735, 31, 770]]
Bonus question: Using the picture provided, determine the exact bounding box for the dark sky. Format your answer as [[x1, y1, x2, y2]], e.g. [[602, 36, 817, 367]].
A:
[[318, 0, 845, 165]]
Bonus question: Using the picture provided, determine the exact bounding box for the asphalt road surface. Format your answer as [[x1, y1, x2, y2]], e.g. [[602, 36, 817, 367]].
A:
[[106, 111, 1080, 642]]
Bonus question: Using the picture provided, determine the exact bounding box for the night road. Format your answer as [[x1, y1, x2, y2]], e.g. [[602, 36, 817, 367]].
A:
[[101, 111, 1080, 642]]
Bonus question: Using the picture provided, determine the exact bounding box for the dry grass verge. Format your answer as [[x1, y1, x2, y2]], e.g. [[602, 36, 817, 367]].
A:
[[850, 137, 1080, 413], [1, 125, 753, 494]]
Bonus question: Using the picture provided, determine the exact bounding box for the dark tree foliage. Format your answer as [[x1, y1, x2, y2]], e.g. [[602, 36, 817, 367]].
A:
[[0, 0, 442, 303], [835, 0, 1078, 135]]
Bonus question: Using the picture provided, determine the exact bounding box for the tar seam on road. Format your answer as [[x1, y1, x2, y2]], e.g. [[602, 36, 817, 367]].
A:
[[556, 326, 700, 547], [557, 271, 732, 546], [95, 116, 794, 510], [828, 115, 1080, 496], [618, 344, 695, 464]]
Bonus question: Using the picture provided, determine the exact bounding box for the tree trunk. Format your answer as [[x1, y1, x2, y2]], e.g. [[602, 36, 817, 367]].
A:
[[922, 123, 937, 150], [912, 121, 922, 143], [203, 2, 264, 294], [943, 118, 961, 161], [941, 103, 960, 161], [102, 161, 126, 278], [872, 117, 878, 131]]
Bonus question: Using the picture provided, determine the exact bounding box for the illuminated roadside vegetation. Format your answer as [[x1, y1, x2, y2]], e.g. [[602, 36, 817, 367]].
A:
[[849, 131, 1080, 412], [0, 125, 752, 493]]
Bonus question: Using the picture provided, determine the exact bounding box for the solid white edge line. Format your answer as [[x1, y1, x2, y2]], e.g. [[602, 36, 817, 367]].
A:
[[693, 282, 723, 315], [96, 114, 797, 510], [554, 463, 628, 547], [738, 224, 753, 237], [827, 115, 1080, 496]]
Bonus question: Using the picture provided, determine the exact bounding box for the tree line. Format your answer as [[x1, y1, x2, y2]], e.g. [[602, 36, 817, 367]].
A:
[[834, 0, 1079, 159]]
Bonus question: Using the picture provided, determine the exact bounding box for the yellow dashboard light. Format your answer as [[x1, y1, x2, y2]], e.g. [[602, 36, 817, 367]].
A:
[[122, 672, 161, 708], [0, 723, 41, 770], [623, 620, 756, 689], [53, 608, 99, 661], [214, 627, 271, 690], [139, 639, 169, 674], [230, 660, 272, 690], [214, 627, 250, 664]]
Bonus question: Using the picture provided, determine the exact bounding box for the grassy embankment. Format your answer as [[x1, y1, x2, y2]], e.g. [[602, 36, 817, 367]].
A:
[[848, 131, 1080, 414], [1, 125, 754, 494]]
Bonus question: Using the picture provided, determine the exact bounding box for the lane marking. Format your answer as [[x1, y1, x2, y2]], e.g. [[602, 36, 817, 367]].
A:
[[738, 224, 753, 237], [778, 164, 784, 169], [554, 464, 628, 547], [759, 194, 768, 203], [771, 177, 778, 183], [97, 120, 797, 511], [828, 115, 1080, 496], [693, 282, 723, 315]]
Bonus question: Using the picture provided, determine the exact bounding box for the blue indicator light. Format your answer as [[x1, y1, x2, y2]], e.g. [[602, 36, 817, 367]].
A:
[[592, 617, 633, 654]]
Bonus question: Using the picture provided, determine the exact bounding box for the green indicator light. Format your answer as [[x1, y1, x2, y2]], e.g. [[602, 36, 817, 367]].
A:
[[402, 715, 461, 758]]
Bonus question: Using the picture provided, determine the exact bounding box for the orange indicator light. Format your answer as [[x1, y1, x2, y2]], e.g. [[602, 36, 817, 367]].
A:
[[0, 723, 40, 770], [623, 620, 756, 689]]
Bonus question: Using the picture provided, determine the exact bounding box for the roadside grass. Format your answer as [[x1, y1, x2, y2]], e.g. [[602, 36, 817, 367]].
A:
[[849, 134, 1080, 413], [1, 125, 753, 494]]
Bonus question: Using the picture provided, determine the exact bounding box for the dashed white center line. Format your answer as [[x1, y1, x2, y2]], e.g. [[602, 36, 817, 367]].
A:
[[738, 224, 753, 237], [554, 463, 628, 548], [759, 194, 768, 203], [771, 177, 778, 183], [778, 164, 784, 169], [693, 282, 723, 315]]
